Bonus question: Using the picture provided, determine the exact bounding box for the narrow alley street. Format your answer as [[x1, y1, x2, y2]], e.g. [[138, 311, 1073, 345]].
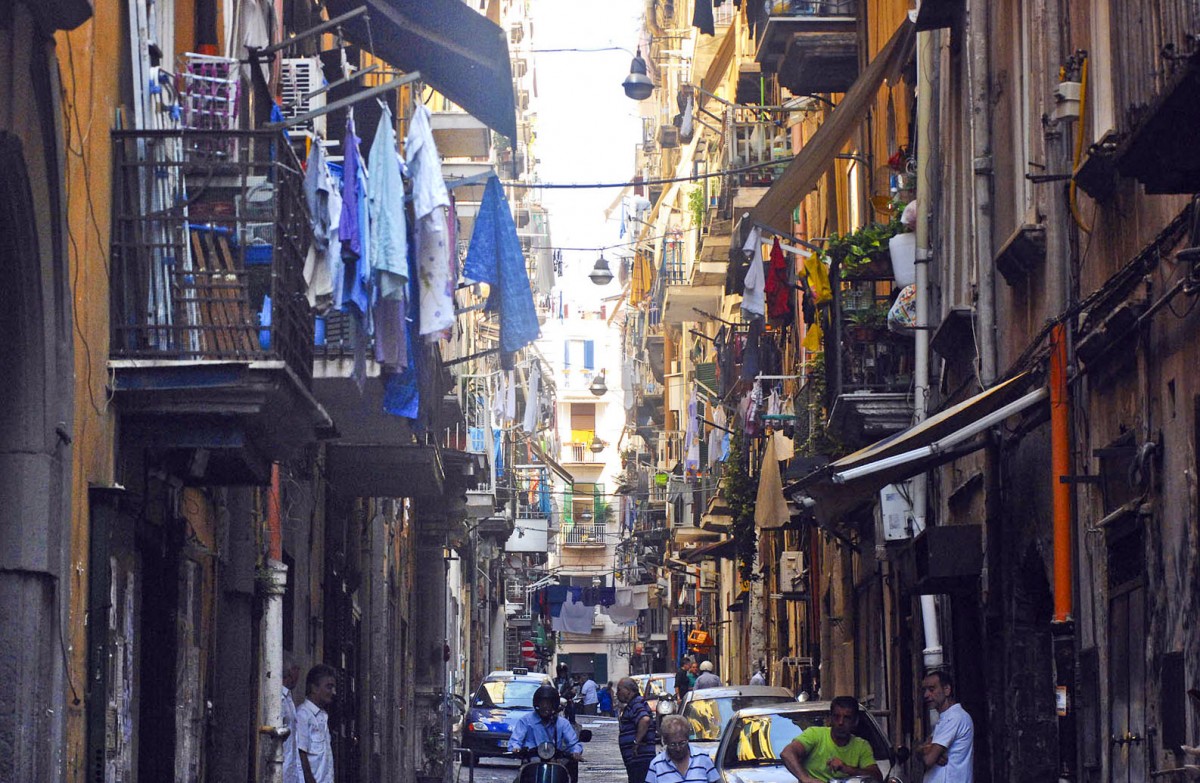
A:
[[463, 717, 624, 783], [12, 0, 1200, 782]]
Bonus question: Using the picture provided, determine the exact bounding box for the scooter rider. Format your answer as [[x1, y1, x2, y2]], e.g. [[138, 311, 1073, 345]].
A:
[[508, 684, 583, 783]]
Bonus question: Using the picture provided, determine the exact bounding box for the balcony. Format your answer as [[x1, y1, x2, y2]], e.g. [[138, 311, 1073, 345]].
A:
[[827, 275, 915, 448], [563, 442, 604, 464], [108, 129, 330, 483], [564, 523, 608, 547], [756, 1, 859, 96], [429, 110, 491, 158]]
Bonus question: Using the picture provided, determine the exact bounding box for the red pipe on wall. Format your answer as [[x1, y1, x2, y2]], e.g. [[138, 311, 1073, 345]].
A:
[[1050, 324, 1072, 623]]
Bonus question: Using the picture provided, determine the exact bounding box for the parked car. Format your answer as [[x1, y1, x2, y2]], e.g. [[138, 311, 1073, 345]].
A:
[[679, 685, 796, 759], [462, 669, 554, 764], [632, 673, 676, 714], [713, 701, 909, 783]]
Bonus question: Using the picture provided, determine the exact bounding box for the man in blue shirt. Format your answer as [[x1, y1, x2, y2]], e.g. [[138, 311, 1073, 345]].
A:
[[617, 678, 658, 783], [508, 684, 583, 782], [646, 715, 719, 783]]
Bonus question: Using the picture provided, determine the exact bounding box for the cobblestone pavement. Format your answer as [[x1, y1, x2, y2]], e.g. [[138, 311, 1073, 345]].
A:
[[456, 715, 627, 783]]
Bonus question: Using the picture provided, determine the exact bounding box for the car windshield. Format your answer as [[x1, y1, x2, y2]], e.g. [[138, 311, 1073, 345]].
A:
[[721, 711, 889, 768], [644, 676, 675, 696], [476, 680, 540, 710], [685, 696, 796, 741]]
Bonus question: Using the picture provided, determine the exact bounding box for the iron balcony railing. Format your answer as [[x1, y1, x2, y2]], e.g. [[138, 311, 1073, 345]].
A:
[[110, 129, 313, 385], [564, 523, 607, 545], [768, 0, 858, 15]]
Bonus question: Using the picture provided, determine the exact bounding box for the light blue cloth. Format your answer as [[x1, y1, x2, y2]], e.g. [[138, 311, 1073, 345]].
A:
[[462, 177, 540, 357], [368, 105, 409, 300], [506, 713, 582, 755]]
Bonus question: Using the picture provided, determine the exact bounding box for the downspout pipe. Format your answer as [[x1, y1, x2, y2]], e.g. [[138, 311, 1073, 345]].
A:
[[1050, 324, 1072, 623], [913, 16, 943, 672], [261, 463, 288, 783], [967, 0, 997, 387]]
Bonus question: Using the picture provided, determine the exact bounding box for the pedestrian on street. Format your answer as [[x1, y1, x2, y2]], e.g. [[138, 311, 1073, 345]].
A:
[[508, 684, 584, 783], [296, 663, 338, 783], [557, 662, 578, 725], [694, 661, 722, 690], [675, 656, 693, 700], [918, 670, 974, 782], [580, 674, 600, 715], [598, 681, 614, 716], [281, 655, 303, 783], [617, 677, 658, 783], [749, 663, 766, 686], [780, 696, 880, 783], [646, 715, 719, 783], [686, 661, 698, 688]]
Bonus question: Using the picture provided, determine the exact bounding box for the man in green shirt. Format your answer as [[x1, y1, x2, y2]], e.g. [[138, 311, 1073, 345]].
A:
[[780, 697, 881, 783]]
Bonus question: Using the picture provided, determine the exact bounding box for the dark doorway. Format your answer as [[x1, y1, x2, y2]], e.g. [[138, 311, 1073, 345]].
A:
[[1107, 523, 1146, 783]]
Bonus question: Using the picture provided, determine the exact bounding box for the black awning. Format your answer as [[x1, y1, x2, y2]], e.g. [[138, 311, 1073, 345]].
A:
[[787, 374, 1045, 524], [324, 0, 517, 140]]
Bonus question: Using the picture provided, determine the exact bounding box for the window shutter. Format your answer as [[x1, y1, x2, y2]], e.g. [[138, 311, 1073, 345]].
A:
[[583, 340, 595, 370], [564, 341, 570, 368]]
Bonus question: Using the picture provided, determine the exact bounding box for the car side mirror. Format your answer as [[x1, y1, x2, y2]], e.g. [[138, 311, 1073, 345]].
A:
[[894, 746, 911, 764], [578, 729, 593, 742]]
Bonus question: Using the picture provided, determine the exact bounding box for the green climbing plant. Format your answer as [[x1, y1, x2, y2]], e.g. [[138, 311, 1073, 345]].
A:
[[724, 429, 759, 584], [798, 352, 843, 458], [688, 187, 707, 231]]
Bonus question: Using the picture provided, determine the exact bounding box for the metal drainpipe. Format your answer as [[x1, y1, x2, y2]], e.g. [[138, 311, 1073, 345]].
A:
[[262, 463, 287, 783], [913, 20, 944, 672], [967, 0, 997, 387]]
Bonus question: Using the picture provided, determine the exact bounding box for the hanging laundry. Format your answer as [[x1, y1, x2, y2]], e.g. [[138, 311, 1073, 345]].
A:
[[504, 369, 517, 422], [338, 113, 370, 317], [754, 446, 789, 529], [773, 428, 795, 461], [406, 104, 456, 338], [692, 0, 714, 35], [741, 228, 766, 317], [802, 252, 832, 304], [368, 105, 408, 300], [302, 140, 338, 308], [552, 593, 595, 634], [684, 386, 700, 476], [463, 177, 540, 361], [708, 407, 726, 468], [764, 237, 794, 324], [522, 363, 541, 432]]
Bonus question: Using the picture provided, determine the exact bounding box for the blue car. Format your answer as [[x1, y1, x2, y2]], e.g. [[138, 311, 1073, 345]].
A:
[[462, 669, 554, 764]]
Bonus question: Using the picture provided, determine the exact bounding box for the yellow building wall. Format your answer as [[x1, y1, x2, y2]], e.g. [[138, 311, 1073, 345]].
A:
[[57, 4, 123, 777]]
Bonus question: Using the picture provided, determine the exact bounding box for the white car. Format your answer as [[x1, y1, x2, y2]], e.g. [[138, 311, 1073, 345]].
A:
[[680, 686, 797, 759], [712, 701, 909, 783]]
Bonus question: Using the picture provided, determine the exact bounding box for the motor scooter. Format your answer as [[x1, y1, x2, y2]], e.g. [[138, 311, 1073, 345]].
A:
[[653, 693, 676, 732], [513, 729, 592, 783]]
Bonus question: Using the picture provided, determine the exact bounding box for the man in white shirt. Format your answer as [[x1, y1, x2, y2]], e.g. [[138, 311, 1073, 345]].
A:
[[694, 661, 722, 690], [296, 663, 338, 783], [918, 670, 974, 782], [281, 656, 302, 783], [579, 676, 600, 715]]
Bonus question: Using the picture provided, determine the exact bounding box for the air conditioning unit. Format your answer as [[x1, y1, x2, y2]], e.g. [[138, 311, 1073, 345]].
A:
[[280, 57, 326, 137], [658, 125, 680, 149], [878, 483, 914, 541], [779, 551, 807, 595]]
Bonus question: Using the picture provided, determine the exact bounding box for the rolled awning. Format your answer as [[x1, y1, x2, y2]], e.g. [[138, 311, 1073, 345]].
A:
[[751, 18, 916, 230], [322, 0, 517, 140], [787, 373, 1046, 524]]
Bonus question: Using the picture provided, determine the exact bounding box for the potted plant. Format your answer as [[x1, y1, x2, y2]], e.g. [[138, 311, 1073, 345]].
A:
[[822, 215, 904, 278], [845, 304, 889, 341]]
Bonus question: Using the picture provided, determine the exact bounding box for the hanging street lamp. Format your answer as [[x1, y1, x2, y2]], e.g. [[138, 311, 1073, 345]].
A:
[[622, 49, 654, 101], [589, 254, 614, 286]]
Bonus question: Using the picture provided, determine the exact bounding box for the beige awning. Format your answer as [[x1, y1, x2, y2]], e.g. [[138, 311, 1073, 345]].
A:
[[751, 18, 916, 230]]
